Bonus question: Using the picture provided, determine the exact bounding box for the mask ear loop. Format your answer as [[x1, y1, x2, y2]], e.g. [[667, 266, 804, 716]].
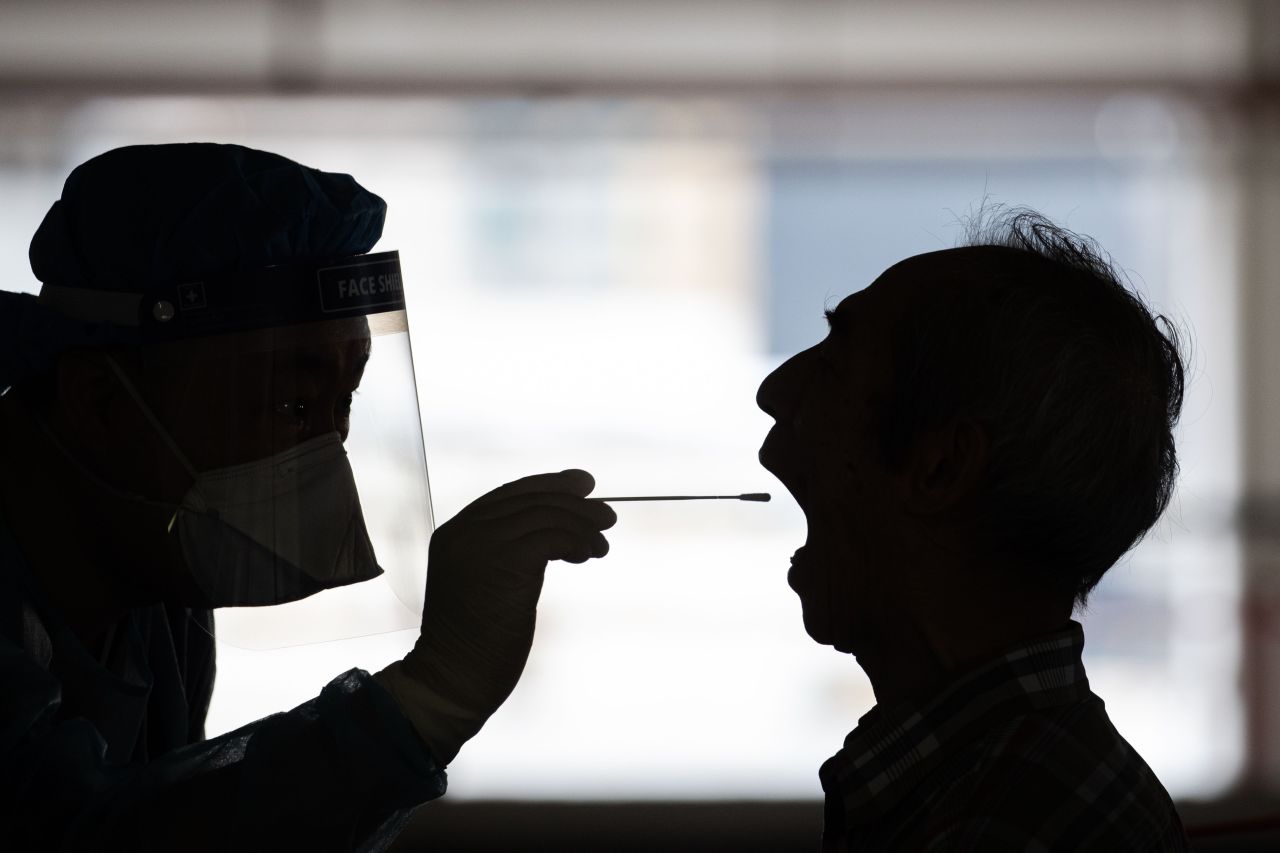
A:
[[103, 355, 202, 531], [103, 355, 200, 478]]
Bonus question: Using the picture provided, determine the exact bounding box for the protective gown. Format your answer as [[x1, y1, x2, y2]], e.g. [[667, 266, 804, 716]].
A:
[[0, 521, 447, 852]]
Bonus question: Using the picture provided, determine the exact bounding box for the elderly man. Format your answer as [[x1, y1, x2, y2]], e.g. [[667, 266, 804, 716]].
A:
[[756, 212, 1191, 851], [0, 143, 615, 851]]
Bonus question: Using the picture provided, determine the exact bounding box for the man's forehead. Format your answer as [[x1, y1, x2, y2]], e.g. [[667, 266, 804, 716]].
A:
[[878, 247, 1005, 291], [830, 247, 1010, 325]]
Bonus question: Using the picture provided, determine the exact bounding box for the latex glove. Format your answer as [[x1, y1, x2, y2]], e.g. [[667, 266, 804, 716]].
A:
[[375, 469, 616, 765]]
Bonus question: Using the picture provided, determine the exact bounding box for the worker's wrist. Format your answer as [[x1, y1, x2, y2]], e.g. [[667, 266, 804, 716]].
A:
[[373, 659, 486, 767]]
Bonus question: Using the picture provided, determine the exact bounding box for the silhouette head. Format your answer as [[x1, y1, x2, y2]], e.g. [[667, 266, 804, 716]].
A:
[[8, 143, 387, 499], [757, 210, 1186, 656]]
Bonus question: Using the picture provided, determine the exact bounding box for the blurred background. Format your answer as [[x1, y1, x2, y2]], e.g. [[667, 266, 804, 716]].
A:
[[1, 1, 1278, 849]]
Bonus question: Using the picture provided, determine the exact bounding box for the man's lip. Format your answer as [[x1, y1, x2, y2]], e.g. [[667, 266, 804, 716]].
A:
[[787, 547, 806, 590], [757, 427, 782, 472]]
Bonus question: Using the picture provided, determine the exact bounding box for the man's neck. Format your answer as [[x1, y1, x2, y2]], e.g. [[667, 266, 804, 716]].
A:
[[856, 582, 1074, 708]]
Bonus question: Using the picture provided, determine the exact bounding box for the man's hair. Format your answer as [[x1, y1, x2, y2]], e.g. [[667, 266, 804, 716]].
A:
[[873, 208, 1187, 606]]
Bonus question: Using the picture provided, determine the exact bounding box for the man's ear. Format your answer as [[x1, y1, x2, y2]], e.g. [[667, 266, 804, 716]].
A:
[[902, 418, 988, 516]]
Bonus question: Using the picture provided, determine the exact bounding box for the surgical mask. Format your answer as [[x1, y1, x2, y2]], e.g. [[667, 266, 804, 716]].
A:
[[103, 357, 383, 607]]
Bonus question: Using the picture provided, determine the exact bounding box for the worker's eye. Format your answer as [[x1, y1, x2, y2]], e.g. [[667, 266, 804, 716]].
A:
[[273, 399, 310, 428]]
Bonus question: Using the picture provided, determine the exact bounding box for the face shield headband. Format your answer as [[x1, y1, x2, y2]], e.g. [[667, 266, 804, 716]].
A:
[[37, 250, 406, 344]]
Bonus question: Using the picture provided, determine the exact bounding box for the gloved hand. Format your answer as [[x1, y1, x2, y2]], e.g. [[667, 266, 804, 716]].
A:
[[375, 469, 616, 765]]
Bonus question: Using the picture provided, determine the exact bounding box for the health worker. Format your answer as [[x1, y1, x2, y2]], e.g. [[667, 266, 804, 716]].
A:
[[0, 143, 616, 852]]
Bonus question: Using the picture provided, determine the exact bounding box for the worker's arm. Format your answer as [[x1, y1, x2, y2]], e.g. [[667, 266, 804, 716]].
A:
[[1, 470, 613, 852], [0, 637, 444, 853]]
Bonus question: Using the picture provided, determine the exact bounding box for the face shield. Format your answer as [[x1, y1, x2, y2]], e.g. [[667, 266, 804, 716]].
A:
[[40, 251, 432, 649]]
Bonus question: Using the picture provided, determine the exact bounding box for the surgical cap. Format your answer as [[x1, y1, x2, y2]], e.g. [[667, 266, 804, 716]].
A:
[[30, 143, 387, 290], [2, 143, 386, 390]]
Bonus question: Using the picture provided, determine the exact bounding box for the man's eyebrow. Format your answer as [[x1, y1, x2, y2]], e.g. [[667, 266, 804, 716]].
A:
[[824, 308, 850, 336]]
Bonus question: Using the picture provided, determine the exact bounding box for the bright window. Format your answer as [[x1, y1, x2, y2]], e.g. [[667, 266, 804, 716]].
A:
[[0, 93, 1241, 799]]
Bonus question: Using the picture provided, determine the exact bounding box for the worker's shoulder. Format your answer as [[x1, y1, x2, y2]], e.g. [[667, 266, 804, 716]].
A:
[[927, 694, 1188, 851]]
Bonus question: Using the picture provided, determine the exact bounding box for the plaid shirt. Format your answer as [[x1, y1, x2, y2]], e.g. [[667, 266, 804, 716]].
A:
[[819, 621, 1189, 851]]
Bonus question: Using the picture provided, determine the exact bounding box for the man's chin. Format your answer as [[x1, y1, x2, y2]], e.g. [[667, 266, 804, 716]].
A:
[[801, 611, 839, 649], [800, 611, 860, 654]]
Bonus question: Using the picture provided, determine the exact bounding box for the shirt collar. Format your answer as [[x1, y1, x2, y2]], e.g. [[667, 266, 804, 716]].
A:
[[819, 620, 1090, 826]]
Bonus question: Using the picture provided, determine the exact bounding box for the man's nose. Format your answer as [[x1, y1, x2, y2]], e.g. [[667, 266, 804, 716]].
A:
[[756, 347, 815, 420]]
